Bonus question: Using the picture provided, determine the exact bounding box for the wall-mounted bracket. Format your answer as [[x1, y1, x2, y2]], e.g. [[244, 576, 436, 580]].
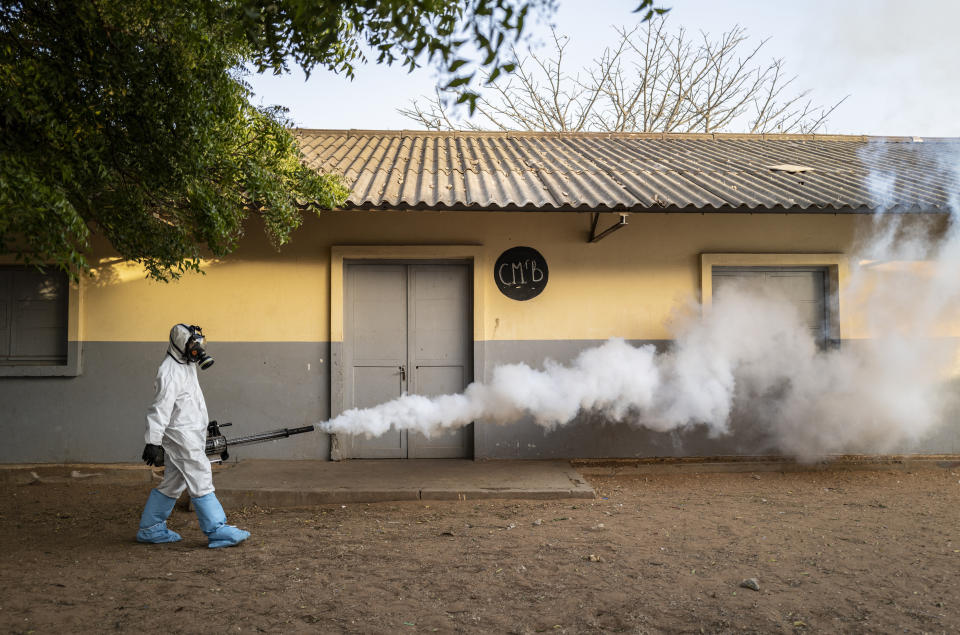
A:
[[588, 213, 629, 243]]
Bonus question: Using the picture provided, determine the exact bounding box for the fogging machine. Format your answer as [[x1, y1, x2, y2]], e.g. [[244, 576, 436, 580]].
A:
[[151, 420, 315, 467]]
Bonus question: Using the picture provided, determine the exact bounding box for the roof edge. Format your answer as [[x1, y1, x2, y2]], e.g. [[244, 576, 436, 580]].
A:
[[320, 203, 947, 215], [292, 129, 960, 143]]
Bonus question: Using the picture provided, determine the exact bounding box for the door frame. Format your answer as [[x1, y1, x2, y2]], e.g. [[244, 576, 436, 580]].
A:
[[329, 245, 486, 460]]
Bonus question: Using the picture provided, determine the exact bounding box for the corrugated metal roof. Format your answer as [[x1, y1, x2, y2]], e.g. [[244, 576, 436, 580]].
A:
[[296, 130, 960, 212]]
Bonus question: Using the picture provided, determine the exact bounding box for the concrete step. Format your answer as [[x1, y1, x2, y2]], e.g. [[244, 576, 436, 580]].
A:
[[212, 459, 596, 508]]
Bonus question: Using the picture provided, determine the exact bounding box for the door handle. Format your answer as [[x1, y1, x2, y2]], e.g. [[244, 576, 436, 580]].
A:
[[399, 365, 406, 381]]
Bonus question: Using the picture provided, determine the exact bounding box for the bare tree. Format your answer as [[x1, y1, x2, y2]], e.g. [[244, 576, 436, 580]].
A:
[[398, 17, 846, 133]]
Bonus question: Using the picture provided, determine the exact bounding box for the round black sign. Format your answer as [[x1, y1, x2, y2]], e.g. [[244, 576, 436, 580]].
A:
[[494, 246, 548, 301]]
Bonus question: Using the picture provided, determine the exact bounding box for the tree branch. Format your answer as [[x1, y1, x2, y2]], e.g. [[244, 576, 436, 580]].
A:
[[399, 16, 844, 135]]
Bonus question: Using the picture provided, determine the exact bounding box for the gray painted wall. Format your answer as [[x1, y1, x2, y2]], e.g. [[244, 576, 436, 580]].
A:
[[0, 342, 331, 463], [2, 339, 957, 463]]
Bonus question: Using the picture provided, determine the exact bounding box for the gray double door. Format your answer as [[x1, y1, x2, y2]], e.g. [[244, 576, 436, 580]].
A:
[[343, 262, 473, 458]]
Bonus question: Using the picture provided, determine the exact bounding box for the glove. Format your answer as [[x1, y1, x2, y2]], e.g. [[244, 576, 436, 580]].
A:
[[142, 444, 165, 467]]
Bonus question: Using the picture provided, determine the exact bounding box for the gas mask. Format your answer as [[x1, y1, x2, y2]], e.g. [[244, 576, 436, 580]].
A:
[[171, 324, 215, 370]]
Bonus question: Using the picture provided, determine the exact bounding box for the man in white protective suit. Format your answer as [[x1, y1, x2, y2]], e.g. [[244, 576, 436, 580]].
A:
[[135, 324, 250, 548]]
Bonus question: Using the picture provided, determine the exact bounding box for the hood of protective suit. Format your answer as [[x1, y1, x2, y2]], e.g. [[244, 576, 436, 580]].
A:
[[167, 324, 193, 364]]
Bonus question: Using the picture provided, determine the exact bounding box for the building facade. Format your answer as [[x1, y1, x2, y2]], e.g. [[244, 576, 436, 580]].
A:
[[2, 131, 958, 462]]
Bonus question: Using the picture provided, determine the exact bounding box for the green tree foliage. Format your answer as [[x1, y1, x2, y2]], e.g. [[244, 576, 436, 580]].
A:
[[1, 1, 349, 280], [1, 0, 579, 281]]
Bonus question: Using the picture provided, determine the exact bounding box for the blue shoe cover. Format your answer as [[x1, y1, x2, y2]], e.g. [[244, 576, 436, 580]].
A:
[[206, 525, 251, 549], [137, 523, 183, 543], [192, 492, 250, 548], [137, 489, 182, 544]]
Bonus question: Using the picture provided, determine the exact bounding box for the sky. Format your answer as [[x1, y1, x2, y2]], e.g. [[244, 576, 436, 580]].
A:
[[246, 0, 960, 137]]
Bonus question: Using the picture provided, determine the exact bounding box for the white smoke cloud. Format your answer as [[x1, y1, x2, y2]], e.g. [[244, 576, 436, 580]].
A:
[[319, 143, 960, 459]]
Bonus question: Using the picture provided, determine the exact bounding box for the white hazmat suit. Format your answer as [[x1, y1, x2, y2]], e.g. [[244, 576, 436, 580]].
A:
[[146, 326, 214, 499], [136, 324, 249, 548]]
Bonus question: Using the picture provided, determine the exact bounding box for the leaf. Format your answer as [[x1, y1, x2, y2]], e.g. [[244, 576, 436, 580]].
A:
[[445, 76, 471, 89]]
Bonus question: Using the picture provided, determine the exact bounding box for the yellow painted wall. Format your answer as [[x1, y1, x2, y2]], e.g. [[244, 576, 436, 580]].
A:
[[83, 210, 910, 343]]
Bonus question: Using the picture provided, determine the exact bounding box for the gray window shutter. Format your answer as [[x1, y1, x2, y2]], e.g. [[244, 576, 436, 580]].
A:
[[1, 267, 68, 363], [712, 266, 829, 347]]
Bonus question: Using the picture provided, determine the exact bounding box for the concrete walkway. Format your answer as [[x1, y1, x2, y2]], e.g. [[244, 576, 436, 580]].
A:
[[212, 459, 595, 508], [10, 454, 955, 510]]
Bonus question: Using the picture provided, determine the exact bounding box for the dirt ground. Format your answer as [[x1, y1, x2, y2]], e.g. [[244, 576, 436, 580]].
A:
[[1, 466, 959, 634]]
